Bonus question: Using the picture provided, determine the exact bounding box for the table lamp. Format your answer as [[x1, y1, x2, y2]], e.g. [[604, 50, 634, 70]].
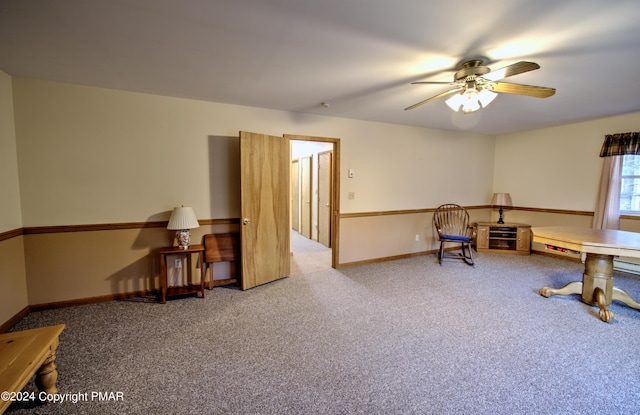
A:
[[167, 206, 200, 249], [491, 193, 512, 224]]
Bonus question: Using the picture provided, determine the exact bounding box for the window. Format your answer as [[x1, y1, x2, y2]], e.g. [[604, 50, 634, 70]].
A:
[[620, 155, 640, 213]]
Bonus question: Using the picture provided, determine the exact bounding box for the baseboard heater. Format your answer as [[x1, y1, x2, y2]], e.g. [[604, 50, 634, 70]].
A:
[[614, 258, 640, 275]]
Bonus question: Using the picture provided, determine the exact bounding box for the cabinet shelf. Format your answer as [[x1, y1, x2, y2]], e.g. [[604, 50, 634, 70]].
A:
[[475, 222, 531, 255]]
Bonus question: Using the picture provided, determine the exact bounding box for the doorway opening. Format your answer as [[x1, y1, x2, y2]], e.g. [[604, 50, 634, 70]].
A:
[[287, 135, 340, 268]]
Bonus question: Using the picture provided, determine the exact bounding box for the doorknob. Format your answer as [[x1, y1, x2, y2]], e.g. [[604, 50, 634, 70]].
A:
[[243, 218, 250, 225]]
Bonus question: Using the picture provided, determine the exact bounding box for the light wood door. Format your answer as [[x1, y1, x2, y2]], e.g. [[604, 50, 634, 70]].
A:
[[239, 131, 290, 290], [476, 224, 489, 250], [300, 156, 312, 239], [516, 226, 531, 252], [291, 159, 300, 232], [318, 150, 332, 247]]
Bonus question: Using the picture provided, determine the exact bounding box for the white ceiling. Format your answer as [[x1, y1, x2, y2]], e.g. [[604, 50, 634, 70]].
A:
[[1, 0, 639, 135]]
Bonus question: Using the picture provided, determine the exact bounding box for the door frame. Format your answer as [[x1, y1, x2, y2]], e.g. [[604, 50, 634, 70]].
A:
[[291, 158, 300, 232], [317, 149, 332, 248], [285, 134, 340, 268], [299, 156, 312, 239]]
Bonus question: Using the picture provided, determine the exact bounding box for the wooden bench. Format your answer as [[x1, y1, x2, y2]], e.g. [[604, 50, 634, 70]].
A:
[[0, 324, 65, 414]]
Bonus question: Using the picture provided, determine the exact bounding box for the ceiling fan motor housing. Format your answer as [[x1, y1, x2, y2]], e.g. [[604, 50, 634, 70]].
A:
[[453, 60, 491, 82]]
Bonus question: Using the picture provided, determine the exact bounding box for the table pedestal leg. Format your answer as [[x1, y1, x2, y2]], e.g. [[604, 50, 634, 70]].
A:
[[35, 342, 59, 399], [612, 286, 640, 309], [539, 281, 583, 298], [582, 254, 615, 322], [540, 253, 640, 322]]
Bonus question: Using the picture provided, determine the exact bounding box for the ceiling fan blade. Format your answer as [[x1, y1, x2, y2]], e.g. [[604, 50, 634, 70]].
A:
[[491, 82, 556, 98], [410, 81, 456, 85], [483, 61, 540, 82], [404, 88, 463, 111]]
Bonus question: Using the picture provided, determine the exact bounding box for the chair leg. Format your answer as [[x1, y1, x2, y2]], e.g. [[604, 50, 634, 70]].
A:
[[439, 241, 474, 265], [462, 242, 474, 266], [207, 265, 215, 290]]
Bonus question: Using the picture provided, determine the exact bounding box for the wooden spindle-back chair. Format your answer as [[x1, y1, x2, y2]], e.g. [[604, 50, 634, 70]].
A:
[[432, 204, 475, 265]]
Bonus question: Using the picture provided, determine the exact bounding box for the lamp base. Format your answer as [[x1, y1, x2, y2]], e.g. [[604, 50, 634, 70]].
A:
[[497, 207, 505, 224], [175, 230, 191, 250]]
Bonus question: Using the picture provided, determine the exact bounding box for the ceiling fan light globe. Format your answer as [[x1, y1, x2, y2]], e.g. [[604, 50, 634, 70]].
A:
[[478, 89, 498, 108], [445, 93, 463, 112], [463, 88, 479, 100], [461, 100, 480, 113], [460, 89, 480, 112]]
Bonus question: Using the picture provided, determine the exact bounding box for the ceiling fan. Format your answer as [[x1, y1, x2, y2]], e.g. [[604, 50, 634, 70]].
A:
[[404, 59, 555, 113]]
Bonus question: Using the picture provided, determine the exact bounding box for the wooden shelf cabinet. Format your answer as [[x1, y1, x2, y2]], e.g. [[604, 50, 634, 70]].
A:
[[159, 245, 205, 304], [475, 222, 531, 255]]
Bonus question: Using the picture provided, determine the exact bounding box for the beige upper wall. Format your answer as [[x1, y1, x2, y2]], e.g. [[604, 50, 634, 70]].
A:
[[8, 76, 640, 233], [0, 69, 22, 232], [494, 112, 640, 211], [340, 124, 495, 210], [0, 69, 28, 326], [12, 77, 496, 227]]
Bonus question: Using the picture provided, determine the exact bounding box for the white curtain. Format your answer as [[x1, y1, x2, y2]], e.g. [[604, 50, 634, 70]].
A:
[[592, 155, 622, 230]]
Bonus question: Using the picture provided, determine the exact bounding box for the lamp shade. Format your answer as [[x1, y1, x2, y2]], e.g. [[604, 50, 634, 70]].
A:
[[491, 193, 512, 208], [167, 206, 200, 230]]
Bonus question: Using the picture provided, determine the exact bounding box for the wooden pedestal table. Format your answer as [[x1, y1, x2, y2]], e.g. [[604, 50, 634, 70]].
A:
[[0, 324, 65, 413], [533, 226, 640, 322]]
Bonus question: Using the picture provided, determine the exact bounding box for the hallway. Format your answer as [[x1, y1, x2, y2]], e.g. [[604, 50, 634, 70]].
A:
[[290, 230, 332, 274]]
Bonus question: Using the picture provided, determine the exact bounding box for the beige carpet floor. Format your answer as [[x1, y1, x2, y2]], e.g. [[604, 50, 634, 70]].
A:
[[5, 232, 640, 414]]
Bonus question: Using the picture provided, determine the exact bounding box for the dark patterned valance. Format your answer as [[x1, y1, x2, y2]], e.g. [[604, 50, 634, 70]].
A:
[[599, 132, 640, 157]]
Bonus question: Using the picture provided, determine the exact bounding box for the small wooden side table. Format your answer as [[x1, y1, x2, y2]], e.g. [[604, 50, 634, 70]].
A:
[[159, 245, 205, 304], [0, 324, 65, 413]]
